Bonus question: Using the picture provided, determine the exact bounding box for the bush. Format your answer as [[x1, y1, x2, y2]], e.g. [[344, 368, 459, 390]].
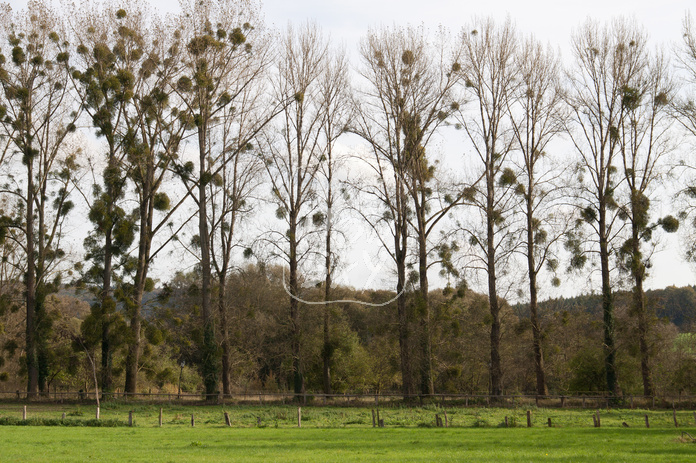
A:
[[0, 417, 128, 427]]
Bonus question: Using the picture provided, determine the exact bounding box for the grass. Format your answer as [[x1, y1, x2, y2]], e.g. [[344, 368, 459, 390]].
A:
[[0, 426, 694, 462], [1, 402, 694, 428], [0, 404, 694, 461]]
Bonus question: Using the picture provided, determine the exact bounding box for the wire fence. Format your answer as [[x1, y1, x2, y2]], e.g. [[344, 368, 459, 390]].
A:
[[2, 390, 696, 409]]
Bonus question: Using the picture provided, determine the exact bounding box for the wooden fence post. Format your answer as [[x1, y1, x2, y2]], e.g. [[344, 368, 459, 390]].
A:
[[371, 409, 376, 428], [128, 411, 133, 427], [191, 414, 195, 427], [526, 410, 532, 428], [96, 406, 100, 420], [22, 405, 26, 420], [547, 417, 552, 427], [297, 407, 301, 428], [645, 414, 650, 428], [595, 410, 601, 428], [224, 411, 231, 427], [159, 408, 163, 427], [592, 414, 597, 427]]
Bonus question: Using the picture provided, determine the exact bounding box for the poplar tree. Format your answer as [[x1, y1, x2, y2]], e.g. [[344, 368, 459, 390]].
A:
[[0, 0, 81, 396]]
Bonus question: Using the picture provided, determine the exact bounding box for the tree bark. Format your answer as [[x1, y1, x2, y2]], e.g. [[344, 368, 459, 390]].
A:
[[396, 181, 413, 399], [417, 203, 433, 397], [25, 156, 39, 398], [322, 214, 332, 395], [487, 169, 502, 398], [599, 202, 618, 396], [219, 275, 231, 396], [631, 213, 653, 396], [288, 217, 304, 396], [124, 168, 154, 394], [527, 180, 547, 396], [198, 119, 218, 400]]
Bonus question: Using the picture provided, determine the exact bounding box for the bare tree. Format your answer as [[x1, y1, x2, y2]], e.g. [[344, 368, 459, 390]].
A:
[[261, 22, 330, 396], [173, 0, 269, 398], [507, 36, 567, 396], [674, 13, 696, 261], [453, 17, 520, 398], [207, 44, 274, 395], [314, 46, 351, 395], [565, 18, 647, 396], [352, 25, 460, 398], [616, 48, 677, 397], [0, 0, 81, 396]]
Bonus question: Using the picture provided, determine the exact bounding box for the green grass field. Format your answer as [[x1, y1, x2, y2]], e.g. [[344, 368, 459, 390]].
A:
[[0, 426, 695, 462], [0, 404, 694, 461]]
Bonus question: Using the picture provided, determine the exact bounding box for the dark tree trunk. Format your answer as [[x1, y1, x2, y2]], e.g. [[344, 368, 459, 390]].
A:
[[526, 181, 547, 396], [288, 218, 304, 396], [198, 123, 218, 400], [487, 171, 502, 398], [322, 220, 332, 395], [417, 207, 433, 397], [630, 212, 652, 397], [219, 275, 231, 396], [599, 203, 617, 396], [124, 174, 153, 394], [25, 158, 38, 398], [396, 180, 413, 399]]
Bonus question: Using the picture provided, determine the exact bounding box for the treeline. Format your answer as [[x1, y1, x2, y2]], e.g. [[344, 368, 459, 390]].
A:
[[1, 0, 696, 399], [535, 286, 696, 330]]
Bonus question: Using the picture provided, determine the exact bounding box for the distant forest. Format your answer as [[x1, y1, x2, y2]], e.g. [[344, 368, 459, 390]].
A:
[[2, 0, 696, 399]]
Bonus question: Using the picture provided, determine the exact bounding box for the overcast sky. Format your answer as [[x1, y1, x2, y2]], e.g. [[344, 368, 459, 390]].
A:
[[4, 0, 696, 296]]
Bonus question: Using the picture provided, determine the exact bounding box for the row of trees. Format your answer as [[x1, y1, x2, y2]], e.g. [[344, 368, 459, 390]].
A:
[[1, 0, 696, 399]]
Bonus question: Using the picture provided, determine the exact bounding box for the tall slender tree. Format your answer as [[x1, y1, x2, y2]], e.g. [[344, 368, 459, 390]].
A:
[[173, 0, 267, 398], [207, 39, 274, 395], [616, 48, 677, 397], [565, 18, 646, 396], [352, 25, 462, 397], [0, 0, 81, 396], [314, 46, 351, 395], [120, 10, 191, 395], [261, 22, 332, 397], [453, 17, 519, 398], [507, 36, 567, 396], [71, 1, 147, 395]]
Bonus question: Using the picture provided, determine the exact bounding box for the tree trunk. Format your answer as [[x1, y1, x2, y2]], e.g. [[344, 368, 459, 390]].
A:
[[25, 158, 38, 398], [396, 181, 413, 399], [631, 216, 652, 396], [125, 159, 156, 395], [322, 217, 332, 395], [288, 218, 304, 396], [599, 204, 617, 396], [417, 214, 433, 397], [527, 182, 547, 396], [198, 123, 218, 400], [219, 275, 231, 396], [487, 172, 502, 398]]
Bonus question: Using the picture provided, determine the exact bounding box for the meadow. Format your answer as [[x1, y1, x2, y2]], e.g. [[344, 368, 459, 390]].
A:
[[0, 403, 695, 461]]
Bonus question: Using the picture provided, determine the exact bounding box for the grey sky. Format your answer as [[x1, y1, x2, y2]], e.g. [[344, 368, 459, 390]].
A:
[[3, 0, 695, 296]]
